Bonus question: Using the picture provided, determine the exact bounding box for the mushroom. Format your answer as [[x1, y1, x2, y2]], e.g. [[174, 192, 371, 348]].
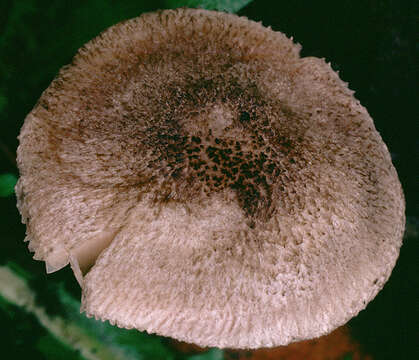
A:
[[16, 8, 405, 349]]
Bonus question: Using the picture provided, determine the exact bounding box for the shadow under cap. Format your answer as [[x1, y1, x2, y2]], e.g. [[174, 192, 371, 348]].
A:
[[15, 8, 405, 349]]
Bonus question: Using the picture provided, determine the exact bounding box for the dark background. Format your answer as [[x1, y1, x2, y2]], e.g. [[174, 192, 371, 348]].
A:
[[0, 1, 417, 359]]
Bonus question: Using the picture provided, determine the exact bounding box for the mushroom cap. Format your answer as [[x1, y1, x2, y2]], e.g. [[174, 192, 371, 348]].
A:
[[16, 8, 405, 348]]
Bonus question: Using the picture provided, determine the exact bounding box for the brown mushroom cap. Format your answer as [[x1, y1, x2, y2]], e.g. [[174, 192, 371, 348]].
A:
[[16, 8, 405, 348]]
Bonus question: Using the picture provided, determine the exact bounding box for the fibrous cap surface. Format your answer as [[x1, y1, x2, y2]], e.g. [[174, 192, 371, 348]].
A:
[[16, 8, 405, 348]]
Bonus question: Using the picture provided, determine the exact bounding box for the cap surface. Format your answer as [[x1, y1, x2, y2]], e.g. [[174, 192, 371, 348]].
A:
[[16, 8, 405, 348]]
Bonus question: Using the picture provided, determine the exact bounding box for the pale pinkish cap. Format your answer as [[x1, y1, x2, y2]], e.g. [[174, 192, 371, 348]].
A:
[[16, 8, 405, 349]]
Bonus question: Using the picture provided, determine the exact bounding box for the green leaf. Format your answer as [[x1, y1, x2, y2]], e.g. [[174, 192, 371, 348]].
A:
[[165, 0, 253, 13], [37, 335, 85, 360], [6, 261, 33, 281], [0, 173, 17, 197], [187, 348, 224, 360], [57, 285, 175, 360], [0, 264, 177, 360]]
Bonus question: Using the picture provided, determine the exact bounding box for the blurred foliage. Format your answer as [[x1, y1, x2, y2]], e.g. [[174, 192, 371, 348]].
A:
[[0, 173, 17, 197], [0, 263, 222, 360], [188, 349, 224, 360], [165, 0, 252, 13], [37, 335, 86, 360]]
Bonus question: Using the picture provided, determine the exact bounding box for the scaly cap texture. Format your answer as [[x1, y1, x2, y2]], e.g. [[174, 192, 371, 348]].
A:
[[16, 8, 405, 348]]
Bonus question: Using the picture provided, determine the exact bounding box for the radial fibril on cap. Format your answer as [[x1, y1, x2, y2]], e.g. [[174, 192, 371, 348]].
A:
[[16, 8, 405, 349]]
